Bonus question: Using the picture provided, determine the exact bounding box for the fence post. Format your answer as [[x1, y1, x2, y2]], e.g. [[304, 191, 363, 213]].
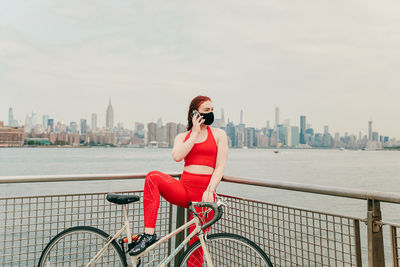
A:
[[367, 199, 385, 267], [174, 206, 185, 267], [391, 226, 399, 267]]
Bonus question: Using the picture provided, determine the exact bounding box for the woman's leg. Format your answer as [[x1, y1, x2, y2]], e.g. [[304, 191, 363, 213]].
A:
[[180, 171, 215, 267], [143, 171, 189, 234]]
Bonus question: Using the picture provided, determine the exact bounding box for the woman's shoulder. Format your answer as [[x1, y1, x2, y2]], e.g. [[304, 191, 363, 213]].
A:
[[176, 131, 190, 140], [209, 126, 227, 139]]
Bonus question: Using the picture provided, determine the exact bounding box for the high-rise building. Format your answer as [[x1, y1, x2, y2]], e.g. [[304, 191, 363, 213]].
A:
[[134, 122, 145, 138], [245, 127, 256, 148], [368, 121, 372, 141], [372, 131, 379, 142], [324, 126, 329, 135], [277, 124, 287, 145], [80, 119, 88, 134], [291, 126, 300, 147], [47, 119, 54, 133], [226, 122, 237, 147], [266, 120, 270, 129], [177, 123, 186, 134], [300, 115, 306, 144], [166, 122, 177, 147], [24, 115, 30, 133], [42, 115, 49, 129], [68, 121, 77, 134], [147, 122, 157, 144], [156, 125, 167, 143], [91, 113, 98, 132], [286, 125, 292, 147], [157, 118, 163, 128], [135, 122, 144, 132], [106, 98, 114, 130], [213, 108, 226, 128], [8, 108, 19, 127], [30, 111, 38, 129], [275, 107, 280, 128], [240, 110, 243, 124], [8, 108, 14, 126]]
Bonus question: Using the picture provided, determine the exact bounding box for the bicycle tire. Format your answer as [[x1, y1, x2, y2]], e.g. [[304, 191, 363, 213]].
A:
[[177, 232, 273, 267], [38, 225, 127, 267]]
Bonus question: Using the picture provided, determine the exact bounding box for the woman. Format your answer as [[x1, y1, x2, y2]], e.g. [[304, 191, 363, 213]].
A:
[[129, 95, 229, 263]]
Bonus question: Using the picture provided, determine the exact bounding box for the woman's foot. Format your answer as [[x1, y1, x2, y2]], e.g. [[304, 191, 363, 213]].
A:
[[128, 233, 158, 256]]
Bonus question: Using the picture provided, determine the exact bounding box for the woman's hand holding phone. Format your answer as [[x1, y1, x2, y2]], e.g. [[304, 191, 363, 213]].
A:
[[191, 110, 205, 136]]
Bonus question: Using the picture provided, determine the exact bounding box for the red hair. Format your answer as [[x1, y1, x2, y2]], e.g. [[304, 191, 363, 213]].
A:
[[187, 95, 212, 131]]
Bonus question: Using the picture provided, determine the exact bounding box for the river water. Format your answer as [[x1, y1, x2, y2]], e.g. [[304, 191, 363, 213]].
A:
[[1, 147, 400, 220]]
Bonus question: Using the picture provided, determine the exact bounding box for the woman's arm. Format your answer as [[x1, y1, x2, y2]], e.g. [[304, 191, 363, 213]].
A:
[[171, 133, 197, 162], [171, 114, 205, 162], [204, 129, 229, 200]]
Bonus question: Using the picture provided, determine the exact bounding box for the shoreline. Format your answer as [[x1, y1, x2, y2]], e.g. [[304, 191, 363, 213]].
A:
[[1, 145, 399, 151]]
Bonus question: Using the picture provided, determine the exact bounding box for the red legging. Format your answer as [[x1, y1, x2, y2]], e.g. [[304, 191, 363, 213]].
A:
[[143, 170, 215, 266]]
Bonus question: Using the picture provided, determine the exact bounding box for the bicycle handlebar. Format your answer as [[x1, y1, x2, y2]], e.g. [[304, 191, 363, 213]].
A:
[[189, 201, 224, 230]]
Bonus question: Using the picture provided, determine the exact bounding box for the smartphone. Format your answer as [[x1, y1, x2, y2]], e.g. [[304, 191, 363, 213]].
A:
[[192, 110, 201, 119]]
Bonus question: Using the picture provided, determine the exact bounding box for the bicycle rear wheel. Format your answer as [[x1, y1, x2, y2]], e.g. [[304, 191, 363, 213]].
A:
[[177, 233, 273, 267], [38, 226, 127, 267]]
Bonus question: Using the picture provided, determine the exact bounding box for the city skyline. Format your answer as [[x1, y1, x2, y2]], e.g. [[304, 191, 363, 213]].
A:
[[1, 1, 400, 138], [3, 102, 395, 141]]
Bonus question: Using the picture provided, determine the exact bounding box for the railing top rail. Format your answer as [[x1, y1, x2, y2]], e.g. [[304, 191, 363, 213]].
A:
[[0, 172, 181, 183], [222, 175, 400, 204], [1, 172, 400, 204]]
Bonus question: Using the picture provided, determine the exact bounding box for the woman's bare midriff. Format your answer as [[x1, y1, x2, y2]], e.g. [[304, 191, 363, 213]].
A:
[[183, 165, 214, 175]]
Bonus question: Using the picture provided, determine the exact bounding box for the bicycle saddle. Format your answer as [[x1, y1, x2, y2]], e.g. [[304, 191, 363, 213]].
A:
[[106, 193, 140, 205]]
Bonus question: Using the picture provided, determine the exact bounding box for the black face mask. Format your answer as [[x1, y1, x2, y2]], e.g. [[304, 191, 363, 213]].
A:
[[200, 111, 214, 125]]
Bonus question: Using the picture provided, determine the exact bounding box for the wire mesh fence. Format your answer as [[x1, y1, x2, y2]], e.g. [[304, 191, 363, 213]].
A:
[[210, 195, 363, 267], [0, 191, 173, 267], [388, 223, 400, 267], [2, 189, 399, 267]]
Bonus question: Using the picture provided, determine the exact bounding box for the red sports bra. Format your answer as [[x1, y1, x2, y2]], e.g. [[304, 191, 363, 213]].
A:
[[184, 126, 218, 168]]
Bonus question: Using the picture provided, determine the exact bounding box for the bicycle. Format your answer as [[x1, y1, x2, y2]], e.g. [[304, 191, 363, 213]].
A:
[[38, 192, 273, 266]]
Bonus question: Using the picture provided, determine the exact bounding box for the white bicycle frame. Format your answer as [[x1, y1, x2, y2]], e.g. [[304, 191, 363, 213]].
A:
[[86, 204, 214, 267]]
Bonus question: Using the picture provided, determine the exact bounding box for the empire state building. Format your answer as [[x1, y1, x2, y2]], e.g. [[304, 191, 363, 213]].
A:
[[106, 99, 114, 130]]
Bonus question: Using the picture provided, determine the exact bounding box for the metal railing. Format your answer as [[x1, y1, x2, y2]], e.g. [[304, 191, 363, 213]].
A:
[[0, 173, 399, 266]]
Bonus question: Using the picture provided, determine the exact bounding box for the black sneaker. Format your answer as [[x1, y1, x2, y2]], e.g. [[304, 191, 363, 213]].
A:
[[128, 233, 158, 256]]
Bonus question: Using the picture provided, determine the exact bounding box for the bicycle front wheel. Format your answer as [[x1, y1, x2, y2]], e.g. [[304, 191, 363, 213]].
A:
[[177, 233, 273, 267], [38, 226, 127, 267]]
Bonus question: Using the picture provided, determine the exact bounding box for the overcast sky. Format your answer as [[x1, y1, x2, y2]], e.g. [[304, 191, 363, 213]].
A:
[[1, 1, 399, 137]]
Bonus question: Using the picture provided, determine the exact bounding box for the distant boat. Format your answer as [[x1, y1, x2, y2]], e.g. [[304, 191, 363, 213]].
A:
[[339, 147, 345, 151], [273, 150, 280, 154]]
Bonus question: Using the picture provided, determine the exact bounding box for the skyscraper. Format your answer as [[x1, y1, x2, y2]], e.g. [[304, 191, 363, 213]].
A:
[[42, 115, 49, 129], [166, 122, 177, 147], [368, 121, 372, 141], [240, 110, 243, 124], [147, 122, 157, 144], [226, 122, 237, 147], [291, 126, 300, 147], [91, 113, 97, 132], [275, 107, 280, 128], [324, 126, 329, 135], [157, 118, 163, 128], [24, 115, 30, 133], [106, 99, 114, 130], [8, 108, 14, 126], [80, 119, 88, 134], [300, 115, 306, 144], [47, 119, 54, 133]]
